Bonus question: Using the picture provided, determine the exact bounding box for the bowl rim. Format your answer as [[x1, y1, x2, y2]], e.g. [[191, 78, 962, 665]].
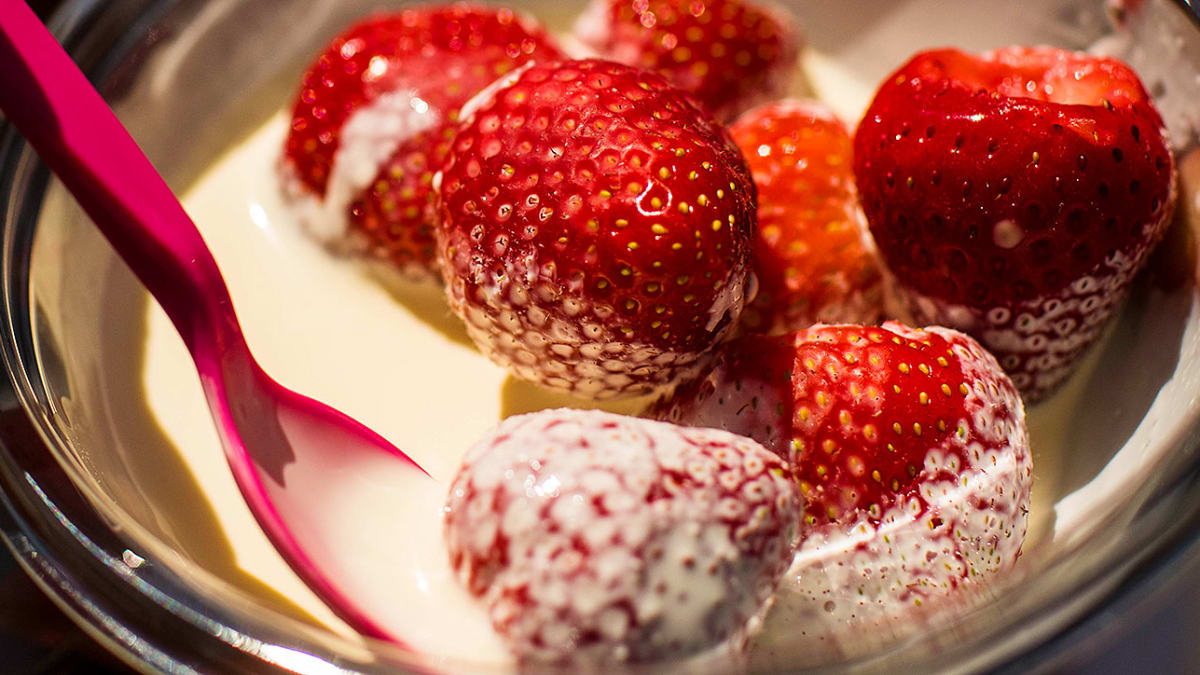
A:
[[1, 0, 1200, 673]]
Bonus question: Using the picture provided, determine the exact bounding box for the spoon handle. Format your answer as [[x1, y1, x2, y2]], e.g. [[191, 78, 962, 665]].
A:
[[0, 0, 242, 361]]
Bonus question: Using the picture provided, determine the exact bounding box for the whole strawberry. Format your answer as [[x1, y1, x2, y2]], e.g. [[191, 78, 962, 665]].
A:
[[280, 5, 562, 279], [729, 100, 884, 334], [575, 0, 802, 122], [443, 409, 801, 666], [437, 59, 757, 399], [854, 47, 1177, 401], [653, 322, 1031, 652]]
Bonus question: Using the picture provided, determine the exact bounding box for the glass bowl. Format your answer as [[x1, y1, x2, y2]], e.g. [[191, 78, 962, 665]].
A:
[[2, 0, 1200, 672]]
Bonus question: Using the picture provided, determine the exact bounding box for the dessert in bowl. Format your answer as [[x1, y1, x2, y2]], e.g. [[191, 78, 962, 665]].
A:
[[2, 0, 1200, 671]]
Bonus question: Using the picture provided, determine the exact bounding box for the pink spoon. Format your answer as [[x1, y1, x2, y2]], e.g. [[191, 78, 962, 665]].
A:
[[0, 0, 436, 648]]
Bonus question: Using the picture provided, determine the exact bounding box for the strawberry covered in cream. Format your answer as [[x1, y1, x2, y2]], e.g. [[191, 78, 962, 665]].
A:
[[653, 322, 1031, 653], [280, 5, 563, 279], [443, 409, 801, 666]]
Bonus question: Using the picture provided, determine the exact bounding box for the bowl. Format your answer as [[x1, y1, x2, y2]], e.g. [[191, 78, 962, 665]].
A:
[[3, 0, 1200, 671]]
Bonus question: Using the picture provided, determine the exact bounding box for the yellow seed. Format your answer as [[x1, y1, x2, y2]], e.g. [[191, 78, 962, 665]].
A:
[[816, 392, 828, 407], [863, 424, 876, 440], [839, 410, 852, 426], [893, 422, 903, 435], [919, 363, 930, 375], [872, 470, 882, 482], [711, 219, 723, 231], [627, 242, 639, 250], [913, 422, 922, 436], [823, 439, 836, 453], [899, 362, 910, 374], [798, 407, 810, 422], [919, 392, 929, 405], [615, 218, 628, 228], [678, 201, 689, 213], [941, 384, 952, 396], [959, 383, 970, 395], [716, 189, 725, 199], [937, 356, 949, 367], [658, 167, 671, 179], [698, 194, 709, 206], [651, 224, 668, 234]]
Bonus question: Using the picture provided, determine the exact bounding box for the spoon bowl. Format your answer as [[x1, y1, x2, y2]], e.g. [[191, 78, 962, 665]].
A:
[[0, 0, 434, 648]]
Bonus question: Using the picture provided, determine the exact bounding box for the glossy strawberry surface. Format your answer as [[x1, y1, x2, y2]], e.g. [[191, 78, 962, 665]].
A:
[[729, 100, 884, 334], [444, 409, 800, 665], [576, 0, 801, 121], [437, 59, 757, 399], [281, 5, 562, 277], [854, 47, 1176, 399]]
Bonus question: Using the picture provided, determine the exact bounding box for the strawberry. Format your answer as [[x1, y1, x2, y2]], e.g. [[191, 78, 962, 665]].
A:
[[728, 100, 884, 334], [280, 5, 562, 279], [853, 47, 1177, 401], [436, 59, 757, 399], [443, 408, 801, 666], [652, 322, 1032, 648], [574, 0, 802, 122]]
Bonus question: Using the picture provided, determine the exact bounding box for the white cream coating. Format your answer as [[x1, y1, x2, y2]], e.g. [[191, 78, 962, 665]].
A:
[[444, 409, 799, 666], [281, 87, 440, 246], [750, 325, 1032, 667]]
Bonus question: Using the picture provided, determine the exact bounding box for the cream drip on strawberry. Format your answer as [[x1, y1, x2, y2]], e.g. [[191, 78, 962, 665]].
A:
[[281, 87, 441, 247]]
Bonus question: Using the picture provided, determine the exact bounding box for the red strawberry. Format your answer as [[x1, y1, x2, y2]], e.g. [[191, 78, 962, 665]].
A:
[[575, 0, 802, 122], [853, 47, 1177, 400], [652, 322, 1031, 647], [443, 408, 801, 666], [280, 5, 562, 279], [436, 59, 757, 399], [728, 100, 884, 334]]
